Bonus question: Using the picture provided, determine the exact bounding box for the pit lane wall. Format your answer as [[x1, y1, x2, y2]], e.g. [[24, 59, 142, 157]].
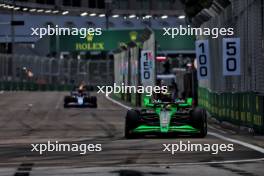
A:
[[197, 0, 264, 133], [113, 28, 155, 107]]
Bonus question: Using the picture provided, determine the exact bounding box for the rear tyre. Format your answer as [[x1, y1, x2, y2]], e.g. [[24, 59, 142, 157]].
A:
[[91, 96, 97, 108], [64, 96, 70, 108], [191, 108, 207, 138], [125, 110, 140, 139]]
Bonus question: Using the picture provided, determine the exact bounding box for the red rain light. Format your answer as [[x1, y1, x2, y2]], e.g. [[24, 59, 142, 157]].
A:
[[156, 56, 167, 62]]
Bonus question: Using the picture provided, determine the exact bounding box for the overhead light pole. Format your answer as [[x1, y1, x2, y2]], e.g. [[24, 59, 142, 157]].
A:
[[11, 0, 15, 80], [105, 0, 112, 30]]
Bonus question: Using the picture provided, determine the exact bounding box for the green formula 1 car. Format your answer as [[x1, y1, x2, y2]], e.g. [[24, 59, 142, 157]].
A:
[[124, 97, 207, 138]]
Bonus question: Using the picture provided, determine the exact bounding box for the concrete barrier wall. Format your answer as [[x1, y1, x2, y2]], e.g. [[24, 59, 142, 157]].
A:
[[113, 28, 155, 107]]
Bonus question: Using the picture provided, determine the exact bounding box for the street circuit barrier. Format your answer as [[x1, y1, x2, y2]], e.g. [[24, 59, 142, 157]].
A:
[[0, 81, 74, 91], [0, 53, 113, 91], [198, 87, 264, 134], [113, 28, 154, 107]]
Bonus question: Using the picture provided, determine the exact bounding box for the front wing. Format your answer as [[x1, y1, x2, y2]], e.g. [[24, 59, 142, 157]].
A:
[[131, 112, 200, 134], [65, 96, 96, 107]]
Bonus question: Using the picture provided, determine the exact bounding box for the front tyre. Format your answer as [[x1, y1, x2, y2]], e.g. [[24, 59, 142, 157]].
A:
[[125, 110, 140, 139], [191, 108, 207, 138], [64, 96, 70, 108], [90, 96, 97, 108]]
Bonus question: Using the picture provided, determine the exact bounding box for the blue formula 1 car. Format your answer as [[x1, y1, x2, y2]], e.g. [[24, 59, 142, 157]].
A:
[[64, 85, 97, 108]]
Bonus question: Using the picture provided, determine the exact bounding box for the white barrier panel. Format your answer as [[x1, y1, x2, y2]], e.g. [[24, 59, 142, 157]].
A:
[[223, 38, 241, 76], [195, 40, 210, 80], [140, 50, 155, 87]]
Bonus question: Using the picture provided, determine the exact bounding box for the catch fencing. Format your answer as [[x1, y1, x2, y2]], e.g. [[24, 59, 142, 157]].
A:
[[198, 0, 264, 133], [0, 54, 113, 91]]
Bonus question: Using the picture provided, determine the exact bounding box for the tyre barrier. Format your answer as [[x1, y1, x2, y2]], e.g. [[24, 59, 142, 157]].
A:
[[198, 87, 264, 134]]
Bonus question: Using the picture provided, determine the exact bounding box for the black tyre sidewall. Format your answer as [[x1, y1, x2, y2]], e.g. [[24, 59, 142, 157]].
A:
[[125, 110, 140, 138], [192, 108, 207, 137], [64, 96, 70, 108], [90, 96, 97, 107]]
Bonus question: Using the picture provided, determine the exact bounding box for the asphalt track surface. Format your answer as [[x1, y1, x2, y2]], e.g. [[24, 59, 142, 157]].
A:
[[0, 91, 263, 176]]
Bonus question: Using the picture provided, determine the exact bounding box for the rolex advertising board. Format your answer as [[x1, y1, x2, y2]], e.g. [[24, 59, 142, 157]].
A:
[[49, 30, 195, 52]]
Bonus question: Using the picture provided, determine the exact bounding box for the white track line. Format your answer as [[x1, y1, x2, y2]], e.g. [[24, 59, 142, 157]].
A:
[[0, 158, 264, 167], [119, 158, 264, 167], [208, 125, 228, 134], [106, 95, 264, 154], [55, 93, 63, 110], [208, 132, 264, 153], [105, 95, 131, 110]]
